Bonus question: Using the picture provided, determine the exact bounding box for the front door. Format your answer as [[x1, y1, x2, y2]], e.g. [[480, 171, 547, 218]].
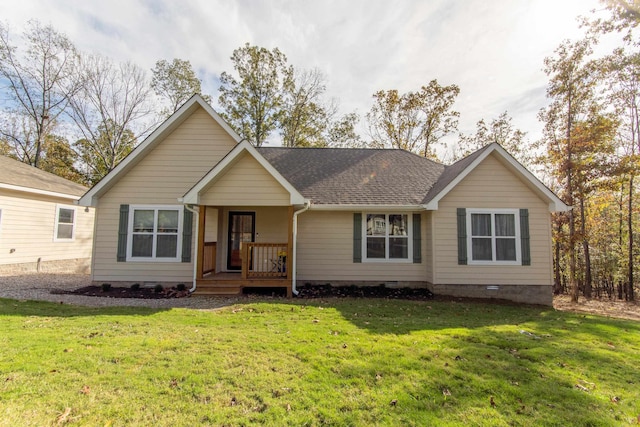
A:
[[227, 212, 255, 270]]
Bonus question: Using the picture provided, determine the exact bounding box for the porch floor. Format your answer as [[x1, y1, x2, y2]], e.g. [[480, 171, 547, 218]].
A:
[[195, 272, 292, 297]]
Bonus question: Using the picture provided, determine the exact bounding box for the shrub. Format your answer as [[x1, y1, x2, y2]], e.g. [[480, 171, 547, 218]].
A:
[[154, 284, 164, 293], [101, 283, 111, 292], [130, 283, 140, 290], [176, 283, 186, 292]]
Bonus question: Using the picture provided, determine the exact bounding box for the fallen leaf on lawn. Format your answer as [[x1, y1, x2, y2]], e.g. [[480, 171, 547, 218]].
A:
[[490, 396, 496, 407], [286, 403, 291, 411], [375, 373, 382, 381], [312, 319, 319, 323], [230, 396, 237, 406], [80, 385, 90, 395], [390, 399, 397, 406], [442, 388, 451, 397], [610, 396, 620, 403], [575, 384, 589, 392], [55, 407, 71, 426], [63, 348, 73, 353], [170, 379, 178, 388], [342, 343, 348, 349]]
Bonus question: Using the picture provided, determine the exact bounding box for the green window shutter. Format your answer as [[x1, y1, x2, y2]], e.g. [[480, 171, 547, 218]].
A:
[[117, 204, 129, 262], [353, 213, 362, 263], [457, 208, 467, 265], [520, 208, 531, 266], [413, 213, 422, 263], [182, 207, 194, 263]]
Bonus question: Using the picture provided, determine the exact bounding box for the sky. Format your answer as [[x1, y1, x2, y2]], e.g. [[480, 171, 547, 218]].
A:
[[2, 0, 616, 155]]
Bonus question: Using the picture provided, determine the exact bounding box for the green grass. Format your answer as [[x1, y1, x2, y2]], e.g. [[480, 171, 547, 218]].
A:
[[0, 297, 638, 426]]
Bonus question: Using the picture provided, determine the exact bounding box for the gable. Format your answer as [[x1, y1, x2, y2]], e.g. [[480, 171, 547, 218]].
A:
[[79, 95, 240, 206], [199, 152, 291, 206], [424, 143, 568, 212], [439, 152, 549, 209], [98, 106, 238, 205]]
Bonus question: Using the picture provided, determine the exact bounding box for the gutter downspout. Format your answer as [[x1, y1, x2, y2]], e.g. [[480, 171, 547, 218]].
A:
[[183, 203, 200, 293], [291, 200, 311, 296]]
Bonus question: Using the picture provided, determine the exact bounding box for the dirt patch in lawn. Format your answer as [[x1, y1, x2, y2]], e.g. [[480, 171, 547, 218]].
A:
[[553, 294, 640, 321]]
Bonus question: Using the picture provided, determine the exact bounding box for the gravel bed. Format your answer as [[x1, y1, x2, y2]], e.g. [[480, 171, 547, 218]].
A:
[[0, 273, 240, 309]]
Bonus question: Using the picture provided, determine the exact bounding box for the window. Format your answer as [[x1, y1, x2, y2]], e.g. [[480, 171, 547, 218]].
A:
[[364, 213, 411, 261], [467, 209, 520, 264], [54, 205, 76, 241], [127, 206, 183, 261]]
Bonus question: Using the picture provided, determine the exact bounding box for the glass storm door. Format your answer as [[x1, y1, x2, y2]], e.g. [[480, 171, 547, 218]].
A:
[[227, 212, 255, 270]]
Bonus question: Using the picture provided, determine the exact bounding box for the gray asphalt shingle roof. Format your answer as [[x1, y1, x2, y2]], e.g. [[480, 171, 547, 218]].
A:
[[258, 147, 445, 205], [0, 155, 87, 197]]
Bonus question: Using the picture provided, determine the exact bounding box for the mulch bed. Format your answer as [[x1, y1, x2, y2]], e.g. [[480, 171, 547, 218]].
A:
[[58, 283, 435, 300], [59, 286, 190, 299], [295, 284, 434, 300]]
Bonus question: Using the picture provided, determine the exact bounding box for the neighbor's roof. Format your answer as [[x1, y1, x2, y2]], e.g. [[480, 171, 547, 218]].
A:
[[258, 147, 445, 206], [0, 155, 87, 199]]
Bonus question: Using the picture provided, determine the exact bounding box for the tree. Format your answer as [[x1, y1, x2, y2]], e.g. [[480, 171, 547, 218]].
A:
[[0, 20, 80, 167], [74, 121, 136, 185], [366, 80, 459, 159], [279, 68, 331, 147], [39, 135, 83, 184], [218, 43, 293, 147], [538, 37, 598, 302], [67, 54, 154, 183], [456, 111, 530, 165], [327, 112, 365, 148], [151, 58, 211, 117]]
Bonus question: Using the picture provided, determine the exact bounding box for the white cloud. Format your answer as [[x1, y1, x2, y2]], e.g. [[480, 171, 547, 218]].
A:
[[3, 0, 617, 149]]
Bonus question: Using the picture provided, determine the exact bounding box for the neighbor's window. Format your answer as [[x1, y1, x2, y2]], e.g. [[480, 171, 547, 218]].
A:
[[127, 206, 182, 261], [54, 206, 76, 241], [468, 209, 519, 264], [365, 213, 410, 261]]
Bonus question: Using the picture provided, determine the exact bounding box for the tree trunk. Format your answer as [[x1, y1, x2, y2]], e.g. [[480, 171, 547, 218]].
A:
[[628, 174, 635, 301], [580, 197, 592, 298], [554, 219, 563, 294]]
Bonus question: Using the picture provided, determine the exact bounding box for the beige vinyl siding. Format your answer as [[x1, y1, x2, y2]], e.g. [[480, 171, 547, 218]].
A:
[[0, 190, 94, 265], [432, 153, 553, 286], [92, 106, 237, 282], [297, 210, 427, 282], [199, 153, 290, 206], [216, 206, 289, 271]]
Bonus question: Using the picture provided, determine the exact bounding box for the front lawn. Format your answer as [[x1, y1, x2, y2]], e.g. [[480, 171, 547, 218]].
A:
[[0, 297, 638, 426]]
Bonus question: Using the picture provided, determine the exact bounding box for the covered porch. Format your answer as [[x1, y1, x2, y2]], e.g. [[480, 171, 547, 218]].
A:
[[193, 205, 294, 297]]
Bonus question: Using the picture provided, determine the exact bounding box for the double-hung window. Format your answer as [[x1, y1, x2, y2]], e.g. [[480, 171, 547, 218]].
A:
[[365, 213, 410, 261], [467, 209, 520, 264], [54, 205, 76, 241], [127, 206, 183, 261]]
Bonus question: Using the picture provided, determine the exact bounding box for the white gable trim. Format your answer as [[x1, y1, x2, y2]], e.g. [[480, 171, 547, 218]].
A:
[[78, 95, 241, 206], [423, 143, 569, 212], [181, 140, 305, 205]]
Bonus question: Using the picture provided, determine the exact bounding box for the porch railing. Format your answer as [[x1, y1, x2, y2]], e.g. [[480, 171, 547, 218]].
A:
[[241, 242, 288, 279], [202, 242, 216, 275]]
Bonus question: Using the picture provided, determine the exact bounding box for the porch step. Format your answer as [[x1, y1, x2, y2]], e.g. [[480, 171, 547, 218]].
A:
[[193, 285, 243, 296]]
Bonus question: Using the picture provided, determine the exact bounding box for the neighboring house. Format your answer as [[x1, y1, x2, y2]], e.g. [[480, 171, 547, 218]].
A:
[[79, 95, 568, 305], [0, 156, 95, 274]]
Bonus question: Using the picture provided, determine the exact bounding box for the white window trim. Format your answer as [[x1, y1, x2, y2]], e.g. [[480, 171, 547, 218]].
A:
[[53, 204, 76, 242], [466, 208, 521, 265], [126, 205, 183, 262], [362, 212, 413, 263]]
